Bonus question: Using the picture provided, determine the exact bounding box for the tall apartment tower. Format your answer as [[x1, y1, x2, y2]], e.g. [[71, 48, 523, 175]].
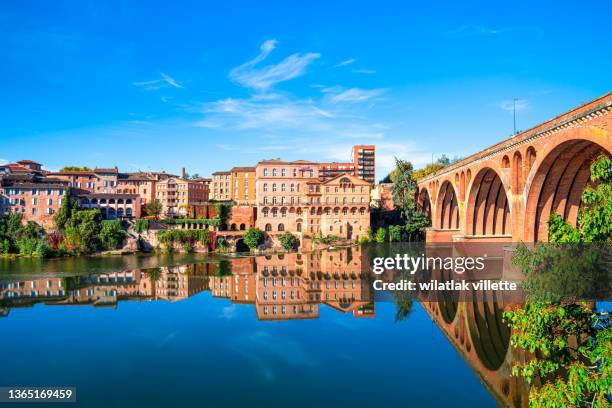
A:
[[352, 145, 376, 183]]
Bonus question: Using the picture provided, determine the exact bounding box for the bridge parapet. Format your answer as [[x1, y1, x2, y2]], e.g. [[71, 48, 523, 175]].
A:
[[416, 93, 612, 242]]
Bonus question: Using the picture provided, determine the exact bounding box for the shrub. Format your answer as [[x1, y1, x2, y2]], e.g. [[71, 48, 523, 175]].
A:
[[278, 232, 299, 251], [244, 227, 264, 249], [389, 225, 402, 242], [35, 240, 52, 258], [17, 239, 39, 256], [216, 236, 227, 249], [366, 227, 374, 242], [134, 219, 150, 233], [375, 227, 386, 243], [99, 220, 127, 250]]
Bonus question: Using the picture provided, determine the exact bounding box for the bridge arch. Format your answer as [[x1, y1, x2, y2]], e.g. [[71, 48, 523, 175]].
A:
[[525, 135, 611, 241], [416, 187, 432, 226], [435, 181, 459, 230], [465, 167, 511, 236]]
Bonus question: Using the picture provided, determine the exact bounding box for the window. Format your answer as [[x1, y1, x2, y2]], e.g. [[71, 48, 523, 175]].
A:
[[272, 183, 277, 192], [290, 184, 295, 192], [281, 183, 285, 192], [265, 223, 272, 232], [281, 208, 287, 217], [278, 223, 285, 232], [272, 168, 277, 176], [263, 168, 268, 176], [31, 198, 37, 205], [281, 168, 286, 176], [293, 168, 297, 177], [263, 183, 268, 192], [47, 198, 52, 205], [272, 208, 278, 217]]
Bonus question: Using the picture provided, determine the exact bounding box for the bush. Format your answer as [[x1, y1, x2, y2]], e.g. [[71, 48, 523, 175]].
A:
[[375, 227, 386, 243], [157, 229, 211, 250], [216, 236, 227, 249], [134, 219, 149, 233], [17, 239, 39, 256], [389, 225, 402, 242], [99, 220, 127, 250], [358, 236, 370, 245], [244, 227, 264, 249], [366, 227, 374, 242], [278, 232, 299, 251], [35, 240, 52, 258]]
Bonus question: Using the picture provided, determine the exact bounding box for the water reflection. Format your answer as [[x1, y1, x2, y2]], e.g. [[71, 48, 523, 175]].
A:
[[0, 247, 375, 322], [0, 246, 536, 407]]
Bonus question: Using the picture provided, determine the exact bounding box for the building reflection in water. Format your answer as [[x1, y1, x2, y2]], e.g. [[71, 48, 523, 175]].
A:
[[0, 247, 375, 321], [0, 245, 530, 407]]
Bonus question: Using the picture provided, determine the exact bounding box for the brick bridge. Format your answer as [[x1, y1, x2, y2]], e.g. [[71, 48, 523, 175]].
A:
[[416, 93, 612, 243]]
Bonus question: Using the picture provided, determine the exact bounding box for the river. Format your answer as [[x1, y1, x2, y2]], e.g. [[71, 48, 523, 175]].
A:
[[0, 246, 528, 407]]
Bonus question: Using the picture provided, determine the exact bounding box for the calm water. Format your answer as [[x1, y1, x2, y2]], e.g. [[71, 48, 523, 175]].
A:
[[0, 248, 525, 407]]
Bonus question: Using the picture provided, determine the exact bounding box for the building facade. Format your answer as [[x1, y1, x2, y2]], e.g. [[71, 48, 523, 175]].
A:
[[352, 145, 376, 183], [156, 177, 209, 217], [0, 174, 68, 229], [255, 159, 370, 240], [318, 162, 356, 181], [230, 167, 256, 205], [211, 171, 231, 201]]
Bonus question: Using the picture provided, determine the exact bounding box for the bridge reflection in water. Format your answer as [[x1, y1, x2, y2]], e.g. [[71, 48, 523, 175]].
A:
[[0, 246, 530, 407]]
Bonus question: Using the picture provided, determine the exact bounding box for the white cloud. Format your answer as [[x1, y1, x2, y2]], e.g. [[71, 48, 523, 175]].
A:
[[133, 72, 184, 91], [160, 72, 183, 88], [0, 158, 8, 165], [328, 87, 386, 104], [197, 94, 335, 131], [334, 58, 355, 67], [499, 99, 528, 112], [229, 39, 320, 91]]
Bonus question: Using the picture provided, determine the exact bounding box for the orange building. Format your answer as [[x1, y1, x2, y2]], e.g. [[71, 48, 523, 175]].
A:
[[318, 162, 355, 181], [352, 145, 376, 183], [230, 166, 256, 205]]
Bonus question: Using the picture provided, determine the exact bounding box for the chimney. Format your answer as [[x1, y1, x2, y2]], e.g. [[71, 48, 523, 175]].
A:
[[181, 167, 186, 179]]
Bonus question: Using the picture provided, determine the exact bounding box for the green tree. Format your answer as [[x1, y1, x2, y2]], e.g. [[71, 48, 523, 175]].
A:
[[388, 225, 402, 242], [278, 232, 299, 251], [145, 199, 163, 219], [375, 227, 386, 243], [64, 209, 102, 254], [390, 157, 430, 240], [244, 227, 264, 249], [99, 220, 127, 250], [505, 154, 612, 407], [54, 190, 74, 230], [59, 166, 92, 172], [134, 219, 149, 233]]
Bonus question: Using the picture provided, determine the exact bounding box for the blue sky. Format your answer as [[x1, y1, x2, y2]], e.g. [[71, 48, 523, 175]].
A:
[[1, 0, 610, 179]]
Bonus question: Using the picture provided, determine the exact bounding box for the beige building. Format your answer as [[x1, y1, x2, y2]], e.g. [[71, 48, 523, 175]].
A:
[[211, 171, 231, 201], [156, 177, 209, 218]]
